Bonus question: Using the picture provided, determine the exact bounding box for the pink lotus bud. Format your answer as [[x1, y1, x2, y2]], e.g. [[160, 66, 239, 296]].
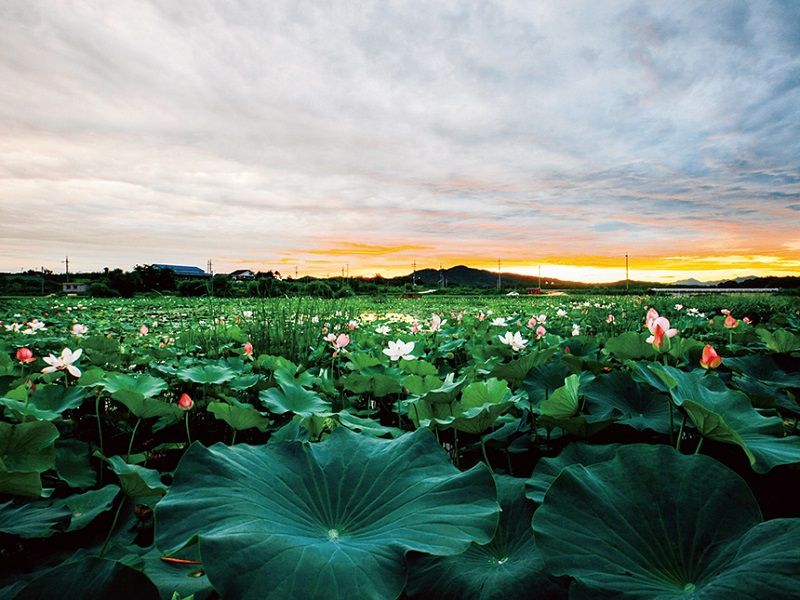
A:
[[178, 393, 194, 411], [16, 347, 35, 364]]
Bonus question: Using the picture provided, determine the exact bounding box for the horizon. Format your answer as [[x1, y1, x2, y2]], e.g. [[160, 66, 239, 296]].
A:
[[2, 2, 800, 282]]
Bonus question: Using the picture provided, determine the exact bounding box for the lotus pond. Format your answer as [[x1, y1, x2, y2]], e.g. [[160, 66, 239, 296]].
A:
[[1, 294, 799, 599]]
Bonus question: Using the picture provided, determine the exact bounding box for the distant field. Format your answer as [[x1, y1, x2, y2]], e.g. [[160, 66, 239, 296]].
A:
[[1, 293, 799, 598]]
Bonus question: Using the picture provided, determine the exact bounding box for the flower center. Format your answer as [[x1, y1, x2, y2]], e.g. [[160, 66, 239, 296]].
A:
[[327, 528, 340, 542]]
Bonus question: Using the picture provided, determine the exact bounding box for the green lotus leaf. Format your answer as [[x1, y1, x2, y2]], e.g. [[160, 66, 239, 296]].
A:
[[533, 444, 800, 598], [490, 347, 558, 386], [452, 378, 517, 434], [207, 400, 270, 431], [336, 410, 403, 437], [140, 546, 213, 600], [0, 420, 59, 473], [229, 373, 264, 391], [0, 397, 60, 421], [156, 428, 499, 600], [59, 485, 121, 531], [14, 556, 159, 600], [103, 373, 168, 398], [345, 352, 382, 370], [583, 372, 671, 433], [0, 471, 42, 497], [0, 498, 71, 538], [177, 364, 236, 385], [403, 373, 443, 395], [97, 453, 167, 498], [55, 439, 97, 489], [756, 327, 800, 353], [540, 374, 580, 420], [522, 362, 570, 406], [258, 380, 331, 416], [406, 476, 567, 600], [112, 390, 182, 419], [525, 442, 621, 504], [400, 359, 438, 376], [30, 385, 86, 414], [604, 331, 655, 360]]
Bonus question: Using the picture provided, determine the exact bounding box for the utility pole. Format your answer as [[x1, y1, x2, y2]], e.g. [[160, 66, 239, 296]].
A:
[[538, 265, 542, 290], [412, 260, 416, 287], [41, 266, 46, 295], [625, 254, 629, 292], [63, 256, 70, 281], [346, 263, 349, 278], [497, 259, 501, 292], [295, 265, 299, 279], [438, 264, 444, 289], [207, 259, 214, 296]]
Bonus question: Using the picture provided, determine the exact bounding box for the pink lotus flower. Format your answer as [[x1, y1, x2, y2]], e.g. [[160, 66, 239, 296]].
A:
[[535, 325, 547, 339], [720, 309, 731, 316], [321, 326, 329, 335], [606, 314, 615, 324], [724, 314, 738, 329], [646, 316, 678, 348], [323, 333, 336, 343], [330, 333, 350, 357], [527, 316, 538, 328], [411, 322, 420, 334], [477, 312, 485, 322], [178, 393, 194, 410], [457, 312, 464, 324], [139, 324, 149, 336], [347, 320, 359, 331], [743, 316, 752, 325], [645, 308, 660, 330], [243, 342, 254, 356], [16, 347, 35, 364], [41, 348, 83, 378], [538, 314, 547, 323], [429, 313, 446, 332], [71, 323, 88, 336], [700, 344, 722, 369]]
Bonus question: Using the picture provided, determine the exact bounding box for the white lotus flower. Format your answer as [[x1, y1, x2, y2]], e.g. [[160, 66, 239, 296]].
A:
[[498, 331, 528, 352], [4, 323, 22, 333], [41, 347, 83, 378], [27, 319, 47, 332], [383, 340, 415, 361], [556, 309, 568, 318], [572, 324, 581, 336], [71, 323, 88, 336], [490, 317, 507, 327], [375, 325, 391, 335]]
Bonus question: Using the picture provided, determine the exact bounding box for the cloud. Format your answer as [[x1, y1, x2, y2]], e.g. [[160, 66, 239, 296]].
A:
[[0, 0, 799, 279]]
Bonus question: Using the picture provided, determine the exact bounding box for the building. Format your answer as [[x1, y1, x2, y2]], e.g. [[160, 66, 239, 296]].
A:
[[62, 282, 90, 294], [229, 269, 256, 281], [151, 264, 210, 278]]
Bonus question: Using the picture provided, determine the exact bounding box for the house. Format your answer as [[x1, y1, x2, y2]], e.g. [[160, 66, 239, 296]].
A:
[[152, 264, 210, 278], [229, 269, 256, 281], [62, 282, 90, 294]]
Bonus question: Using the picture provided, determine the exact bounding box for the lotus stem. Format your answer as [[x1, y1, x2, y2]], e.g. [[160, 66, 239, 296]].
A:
[[126, 417, 141, 462], [185, 411, 192, 445], [95, 394, 105, 485], [99, 497, 126, 558], [231, 430, 237, 446], [668, 399, 675, 446], [694, 437, 704, 455], [480, 435, 492, 473], [676, 414, 686, 452]]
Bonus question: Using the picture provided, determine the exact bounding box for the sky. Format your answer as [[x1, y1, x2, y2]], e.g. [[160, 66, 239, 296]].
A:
[[1, 1, 800, 283]]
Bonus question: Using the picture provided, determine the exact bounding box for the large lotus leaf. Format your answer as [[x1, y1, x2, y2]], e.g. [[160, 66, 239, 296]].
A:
[[532, 444, 800, 598], [403, 373, 443, 395], [0, 420, 59, 473], [604, 332, 655, 360], [55, 439, 97, 489], [273, 366, 317, 389], [756, 327, 800, 353], [0, 397, 60, 421], [452, 378, 517, 434], [651, 367, 800, 472], [140, 546, 213, 600], [103, 373, 168, 398], [525, 442, 621, 504], [156, 428, 499, 600], [207, 400, 270, 431], [258, 380, 331, 416], [583, 372, 671, 433], [30, 385, 86, 414], [0, 499, 71, 538], [112, 390, 182, 419], [522, 362, 570, 405], [490, 347, 558, 386], [400, 360, 439, 377], [177, 364, 236, 385], [540, 374, 580, 419], [0, 471, 42, 497], [406, 476, 567, 600], [14, 556, 159, 600], [98, 454, 167, 498], [337, 410, 403, 438], [53, 484, 121, 532], [417, 374, 469, 404], [229, 373, 264, 391]]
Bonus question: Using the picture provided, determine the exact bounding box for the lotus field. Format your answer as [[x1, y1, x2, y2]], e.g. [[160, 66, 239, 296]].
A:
[[1, 294, 800, 599]]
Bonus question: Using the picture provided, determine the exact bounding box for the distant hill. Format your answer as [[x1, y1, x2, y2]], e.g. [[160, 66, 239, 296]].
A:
[[403, 265, 659, 289], [673, 276, 757, 287]]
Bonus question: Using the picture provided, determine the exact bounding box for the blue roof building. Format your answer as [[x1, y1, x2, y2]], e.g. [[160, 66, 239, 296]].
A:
[[152, 264, 210, 278]]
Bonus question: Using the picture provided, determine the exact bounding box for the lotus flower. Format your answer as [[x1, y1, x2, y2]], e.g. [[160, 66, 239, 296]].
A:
[[4, 323, 22, 333], [491, 318, 507, 327], [331, 333, 350, 356], [477, 312, 485, 321], [139, 324, 149, 336], [572, 324, 581, 336], [606, 314, 615, 324], [323, 333, 336, 343], [41, 347, 83, 378], [538, 314, 547, 323], [243, 342, 254, 356], [383, 340, 415, 361], [724, 314, 738, 329], [743, 316, 752, 325], [536, 325, 547, 339], [646, 316, 678, 348], [498, 331, 528, 352], [700, 344, 722, 369], [527, 316, 538, 328], [16, 347, 35, 364], [411, 322, 420, 334], [556, 309, 568, 318], [27, 319, 46, 332], [375, 325, 391, 336], [178, 393, 194, 410], [645, 308, 660, 330], [71, 323, 88, 336], [429, 314, 446, 332], [347, 320, 359, 331]]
